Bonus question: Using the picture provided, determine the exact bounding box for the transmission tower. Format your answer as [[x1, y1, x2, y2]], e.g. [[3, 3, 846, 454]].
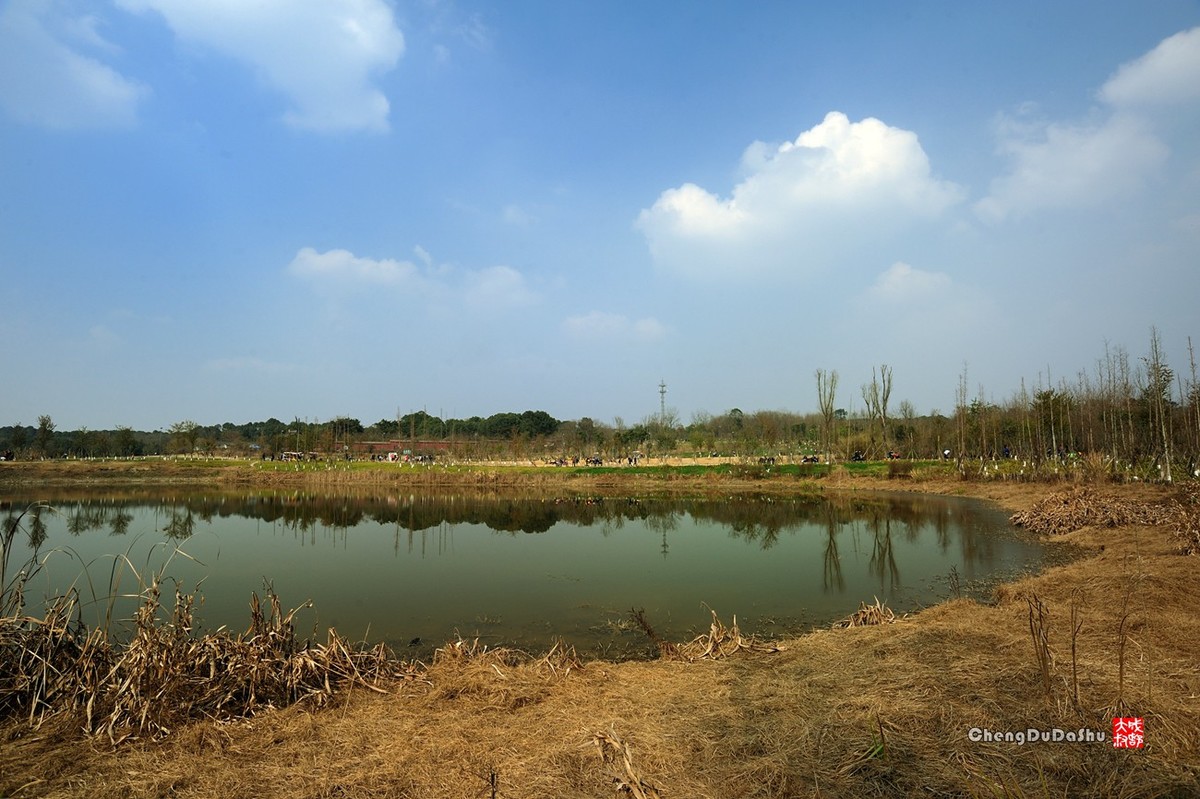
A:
[[659, 380, 667, 420]]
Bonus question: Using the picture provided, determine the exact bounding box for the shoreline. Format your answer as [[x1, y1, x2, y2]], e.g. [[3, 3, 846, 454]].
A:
[[2, 462, 1197, 797]]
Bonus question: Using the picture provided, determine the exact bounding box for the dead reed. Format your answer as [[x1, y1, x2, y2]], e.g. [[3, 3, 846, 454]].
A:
[[1009, 482, 1200, 558], [591, 728, 664, 799], [1009, 486, 1174, 535], [672, 609, 782, 661], [1069, 589, 1083, 707], [833, 596, 896, 628], [0, 570, 414, 742], [1170, 481, 1200, 554], [1026, 594, 1053, 696]]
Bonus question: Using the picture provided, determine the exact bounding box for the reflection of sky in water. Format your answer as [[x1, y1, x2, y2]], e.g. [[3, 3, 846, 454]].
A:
[[1, 492, 1055, 655]]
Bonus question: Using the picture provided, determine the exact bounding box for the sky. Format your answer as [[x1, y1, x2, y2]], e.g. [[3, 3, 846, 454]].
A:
[[2, 1, 1199, 432]]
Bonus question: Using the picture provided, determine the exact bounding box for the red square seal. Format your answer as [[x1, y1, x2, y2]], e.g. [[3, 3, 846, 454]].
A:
[[1112, 717, 1144, 749]]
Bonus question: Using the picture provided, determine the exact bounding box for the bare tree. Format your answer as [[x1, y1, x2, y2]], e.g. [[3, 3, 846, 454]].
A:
[[955, 364, 968, 464], [1146, 327, 1173, 483], [1189, 337, 1200, 460], [861, 366, 892, 457], [861, 375, 881, 456], [816, 369, 838, 463], [880, 365, 893, 452]]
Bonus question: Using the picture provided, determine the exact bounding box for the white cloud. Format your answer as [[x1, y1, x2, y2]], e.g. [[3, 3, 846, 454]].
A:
[[563, 311, 666, 342], [0, 2, 146, 129], [867, 262, 951, 303], [116, 0, 404, 133], [502, 204, 536, 227], [413, 245, 433, 268], [978, 27, 1200, 222], [455, 12, 492, 53], [288, 247, 419, 284], [463, 265, 535, 308], [288, 247, 536, 310], [1100, 27, 1200, 108], [637, 112, 963, 279], [975, 113, 1167, 222], [845, 261, 998, 368]]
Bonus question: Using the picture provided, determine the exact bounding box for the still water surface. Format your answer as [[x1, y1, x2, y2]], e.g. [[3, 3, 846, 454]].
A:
[[2, 491, 1059, 656]]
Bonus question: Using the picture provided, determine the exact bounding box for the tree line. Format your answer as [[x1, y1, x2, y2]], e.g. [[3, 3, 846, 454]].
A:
[[4, 331, 1197, 479]]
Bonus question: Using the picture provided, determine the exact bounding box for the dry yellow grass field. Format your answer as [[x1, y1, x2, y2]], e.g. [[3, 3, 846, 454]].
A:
[[1, 467, 1198, 798]]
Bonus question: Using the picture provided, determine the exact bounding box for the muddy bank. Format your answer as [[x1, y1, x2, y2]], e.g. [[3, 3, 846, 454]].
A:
[[1, 469, 1198, 797]]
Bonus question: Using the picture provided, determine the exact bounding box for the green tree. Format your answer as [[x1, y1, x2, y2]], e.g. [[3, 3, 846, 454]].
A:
[[373, 418, 400, 436], [169, 420, 201, 454], [11, 423, 26, 454], [114, 426, 140, 457], [35, 415, 55, 457]]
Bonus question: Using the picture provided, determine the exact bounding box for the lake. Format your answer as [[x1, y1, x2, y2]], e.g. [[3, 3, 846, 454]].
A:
[[0, 490, 1061, 658]]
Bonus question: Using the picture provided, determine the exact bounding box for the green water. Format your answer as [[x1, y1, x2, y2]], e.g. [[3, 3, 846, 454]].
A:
[[1, 490, 1059, 658]]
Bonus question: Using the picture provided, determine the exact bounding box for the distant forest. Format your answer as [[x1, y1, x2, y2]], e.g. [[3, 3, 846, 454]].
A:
[[3, 332, 1199, 478]]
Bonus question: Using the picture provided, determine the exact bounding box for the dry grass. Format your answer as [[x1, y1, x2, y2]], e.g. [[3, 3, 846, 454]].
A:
[[1170, 481, 1200, 555], [0, 575, 413, 744], [2, 480, 1199, 798], [1010, 482, 1200, 558], [833, 596, 896, 628], [1009, 486, 1176, 535]]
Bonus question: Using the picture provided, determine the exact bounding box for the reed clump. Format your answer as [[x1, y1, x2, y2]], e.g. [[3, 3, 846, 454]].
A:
[[0, 574, 413, 743], [1009, 483, 1200, 556], [833, 596, 896, 628], [672, 609, 782, 661], [591, 728, 664, 799], [1009, 486, 1174, 535], [1170, 481, 1200, 554], [425, 636, 582, 709]]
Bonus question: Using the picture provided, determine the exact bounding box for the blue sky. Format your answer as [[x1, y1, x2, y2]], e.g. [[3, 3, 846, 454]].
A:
[[2, 1, 1199, 431]]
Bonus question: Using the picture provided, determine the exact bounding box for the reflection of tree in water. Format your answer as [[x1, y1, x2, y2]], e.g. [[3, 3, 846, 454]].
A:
[[822, 510, 844, 593], [867, 514, 900, 591], [6, 491, 1012, 574], [67, 505, 111, 535], [7, 501, 136, 544], [109, 511, 133, 536], [2, 505, 51, 559], [29, 512, 48, 553], [644, 511, 679, 557], [162, 509, 195, 541]]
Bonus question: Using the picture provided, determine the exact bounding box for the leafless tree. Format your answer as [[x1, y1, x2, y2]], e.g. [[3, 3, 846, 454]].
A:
[[816, 369, 838, 462], [1146, 327, 1173, 482]]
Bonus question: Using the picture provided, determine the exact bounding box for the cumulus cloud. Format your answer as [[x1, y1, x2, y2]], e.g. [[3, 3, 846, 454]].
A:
[[637, 112, 963, 279], [867, 262, 951, 303], [1100, 26, 1200, 108], [978, 26, 1200, 222], [288, 247, 419, 284], [845, 261, 998, 364], [463, 265, 535, 308], [288, 247, 535, 310], [0, 2, 146, 128], [974, 114, 1168, 221], [116, 0, 404, 133], [562, 311, 666, 342]]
